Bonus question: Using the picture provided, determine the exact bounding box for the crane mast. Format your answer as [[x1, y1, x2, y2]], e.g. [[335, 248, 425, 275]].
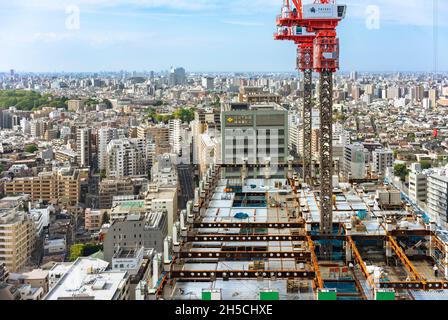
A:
[[275, 1, 346, 246]]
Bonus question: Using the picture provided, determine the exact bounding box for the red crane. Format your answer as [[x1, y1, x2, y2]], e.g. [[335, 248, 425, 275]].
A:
[[275, 0, 346, 244]]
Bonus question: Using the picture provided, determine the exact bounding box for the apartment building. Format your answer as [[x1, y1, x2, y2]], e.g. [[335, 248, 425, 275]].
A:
[[0, 210, 35, 272], [4, 168, 81, 205], [106, 138, 147, 178], [98, 127, 118, 171], [76, 128, 91, 168], [85, 209, 104, 232], [427, 174, 448, 228]]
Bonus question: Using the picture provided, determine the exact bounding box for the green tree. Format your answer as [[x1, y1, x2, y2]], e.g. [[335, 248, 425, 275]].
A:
[[173, 107, 195, 123], [24, 144, 38, 153], [69, 244, 84, 262], [394, 163, 409, 182], [420, 160, 432, 170]]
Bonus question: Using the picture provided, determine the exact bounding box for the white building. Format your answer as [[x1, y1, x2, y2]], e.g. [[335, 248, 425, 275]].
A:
[[372, 149, 394, 176], [168, 119, 182, 155], [98, 127, 118, 171], [45, 258, 130, 300], [427, 174, 448, 228], [408, 163, 427, 203]]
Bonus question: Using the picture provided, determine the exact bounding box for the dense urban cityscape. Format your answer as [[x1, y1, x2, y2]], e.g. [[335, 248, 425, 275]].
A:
[[1, 0, 448, 304]]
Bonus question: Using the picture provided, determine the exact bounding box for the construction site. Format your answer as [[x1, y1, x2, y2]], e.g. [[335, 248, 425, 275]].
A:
[[153, 0, 448, 301]]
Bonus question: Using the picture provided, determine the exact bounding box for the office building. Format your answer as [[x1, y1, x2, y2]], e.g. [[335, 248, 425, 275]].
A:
[[103, 211, 168, 262], [221, 103, 288, 179]]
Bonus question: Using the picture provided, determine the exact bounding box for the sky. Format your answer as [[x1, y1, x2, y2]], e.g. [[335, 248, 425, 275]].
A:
[[0, 0, 447, 73]]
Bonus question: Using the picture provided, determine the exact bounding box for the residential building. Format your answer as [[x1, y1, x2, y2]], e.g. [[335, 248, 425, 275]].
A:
[[85, 209, 104, 232], [427, 174, 448, 228], [4, 167, 81, 205], [106, 138, 147, 178], [0, 210, 35, 272]]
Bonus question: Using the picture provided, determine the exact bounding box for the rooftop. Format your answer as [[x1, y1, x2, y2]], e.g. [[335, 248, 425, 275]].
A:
[[45, 258, 128, 300]]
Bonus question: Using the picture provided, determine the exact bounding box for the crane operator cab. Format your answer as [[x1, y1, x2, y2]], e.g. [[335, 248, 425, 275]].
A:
[[302, 3, 347, 20]]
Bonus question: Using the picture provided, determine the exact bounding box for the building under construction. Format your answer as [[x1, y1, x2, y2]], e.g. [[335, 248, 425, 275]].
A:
[[154, 163, 448, 300]]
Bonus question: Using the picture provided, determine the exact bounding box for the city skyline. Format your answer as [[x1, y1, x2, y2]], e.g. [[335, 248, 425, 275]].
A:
[[0, 0, 447, 73]]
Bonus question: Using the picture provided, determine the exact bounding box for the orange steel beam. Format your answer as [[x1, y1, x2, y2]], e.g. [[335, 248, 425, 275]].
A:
[[432, 234, 446, 253], [306, 235, 324, 289], [347, 236, 375, 287], [388, 235, 423, 281]]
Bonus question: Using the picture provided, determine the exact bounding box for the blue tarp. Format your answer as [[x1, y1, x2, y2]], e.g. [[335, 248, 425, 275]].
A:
[[234, 212, 250, 219]]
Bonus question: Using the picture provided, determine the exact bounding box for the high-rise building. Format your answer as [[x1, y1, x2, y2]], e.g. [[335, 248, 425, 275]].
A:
[[106, 138, 147, 178], [168, 119, 181, 155], [98, 128, 118, 171], [169, 67, 186, 86], [429, 89, 438, 109], [201, 77, 214, 90], [77, 128, 91, 168]]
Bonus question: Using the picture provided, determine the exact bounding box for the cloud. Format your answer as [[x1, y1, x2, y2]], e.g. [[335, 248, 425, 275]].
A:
[[221, 20, 265, 27], [3, 0, 447, 27]]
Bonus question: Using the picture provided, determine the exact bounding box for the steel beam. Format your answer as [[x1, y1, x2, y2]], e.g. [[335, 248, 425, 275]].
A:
[[192, 222, 305, 229], [186, 234, 306, 242], [178, 251, 311, 260], [380, 281, 448, 291], [170, 270, 315, 280]]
